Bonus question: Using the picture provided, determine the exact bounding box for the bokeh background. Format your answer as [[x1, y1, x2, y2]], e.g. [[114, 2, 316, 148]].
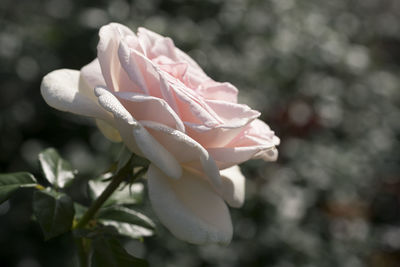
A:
[[1, 0, 400, 266]]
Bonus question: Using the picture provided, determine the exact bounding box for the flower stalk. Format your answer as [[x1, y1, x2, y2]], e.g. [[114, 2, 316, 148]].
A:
[[74, 154, 145, 267], [74, 159, 133, 229]]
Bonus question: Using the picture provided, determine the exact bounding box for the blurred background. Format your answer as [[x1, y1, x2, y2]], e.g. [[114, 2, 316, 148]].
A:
[[1, 0, 400, 266]]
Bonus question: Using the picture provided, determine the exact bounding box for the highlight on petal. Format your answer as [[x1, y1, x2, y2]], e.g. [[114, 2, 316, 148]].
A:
[[220, 165, 246, 208], [199, 82, 239, 103], [137, 27, 165, 57], [94, 87, 182, 179], [147, 164, 233, 245], [40, 69, 112, 122]]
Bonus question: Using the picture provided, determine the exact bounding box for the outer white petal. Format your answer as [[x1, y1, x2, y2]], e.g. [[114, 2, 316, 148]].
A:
[[147, 164, 233, 245], [94, 86, 182, 179], [220, 165, 246, 208], [40, 69, 112, 122], [140, 120, 222, 190], [80, 58, 106, 89]]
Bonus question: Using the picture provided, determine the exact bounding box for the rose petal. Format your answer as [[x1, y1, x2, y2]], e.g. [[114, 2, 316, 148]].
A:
[[80, 58, 106, 89], [40, 69, 112, 122], [254, 147, 279, 162], [152, 37, 178, 61], [117, 40, 150, 95], [185, 123, 245, 148], [206, 119, 280, 167], [119, 38, 225, 128], [154, 56, 188, 80], [206, 100, 260, 127], [227, 119, 280, 147], [147, 164, 233, 245], [139, 120, 222, 190], [199, 82, 238, 103], [208, 145, 277, 169], [97, 23, 144, 93], [174, 47, 212, 88], [184, 101, 260, 147], [220, 165, 245, 208], [170, 78, 222, 126], [114, 91, 185, 131], [94, 86, 182, 179], [137, 27, 165, 58], [118, 41, 179, 112], [175, 46, 208, 77]]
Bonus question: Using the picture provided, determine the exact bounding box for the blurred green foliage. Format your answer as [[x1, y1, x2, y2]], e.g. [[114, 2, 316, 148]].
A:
[[0, 0, 400, 266]]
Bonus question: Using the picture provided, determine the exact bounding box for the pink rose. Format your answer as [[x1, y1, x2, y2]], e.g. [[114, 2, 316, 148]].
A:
[[41, 23, 279, 244]]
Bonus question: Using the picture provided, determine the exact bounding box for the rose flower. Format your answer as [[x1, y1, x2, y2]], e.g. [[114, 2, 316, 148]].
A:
[[41, 23, 279, 245]]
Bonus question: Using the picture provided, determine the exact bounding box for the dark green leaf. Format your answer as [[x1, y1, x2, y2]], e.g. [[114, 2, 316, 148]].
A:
[[0, 172, 37, 204], [74, 202, 88, 219], [73, 225, 118, 239], [91, 236, 148, 267], [33, 189, 75, 240], [97, 206, 155, 230], [88, 180, 144, 206], [38, 148, 75, 188]]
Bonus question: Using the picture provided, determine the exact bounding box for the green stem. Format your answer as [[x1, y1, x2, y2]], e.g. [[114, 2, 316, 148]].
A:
[[75, 158, 133, 229]]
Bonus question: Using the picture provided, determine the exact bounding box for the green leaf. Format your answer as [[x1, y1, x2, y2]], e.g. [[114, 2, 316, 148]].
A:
[[38, 148, 75, 188], [97, 206, 155, 239], [73, 225, 119, 239], [91, 236, 148, 267], [100, 220, 154, 239], [97, 206, 155, 230], [0, 172, 37, 204], [33, 190, 75, 240], [88, 179, 144, 206]]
